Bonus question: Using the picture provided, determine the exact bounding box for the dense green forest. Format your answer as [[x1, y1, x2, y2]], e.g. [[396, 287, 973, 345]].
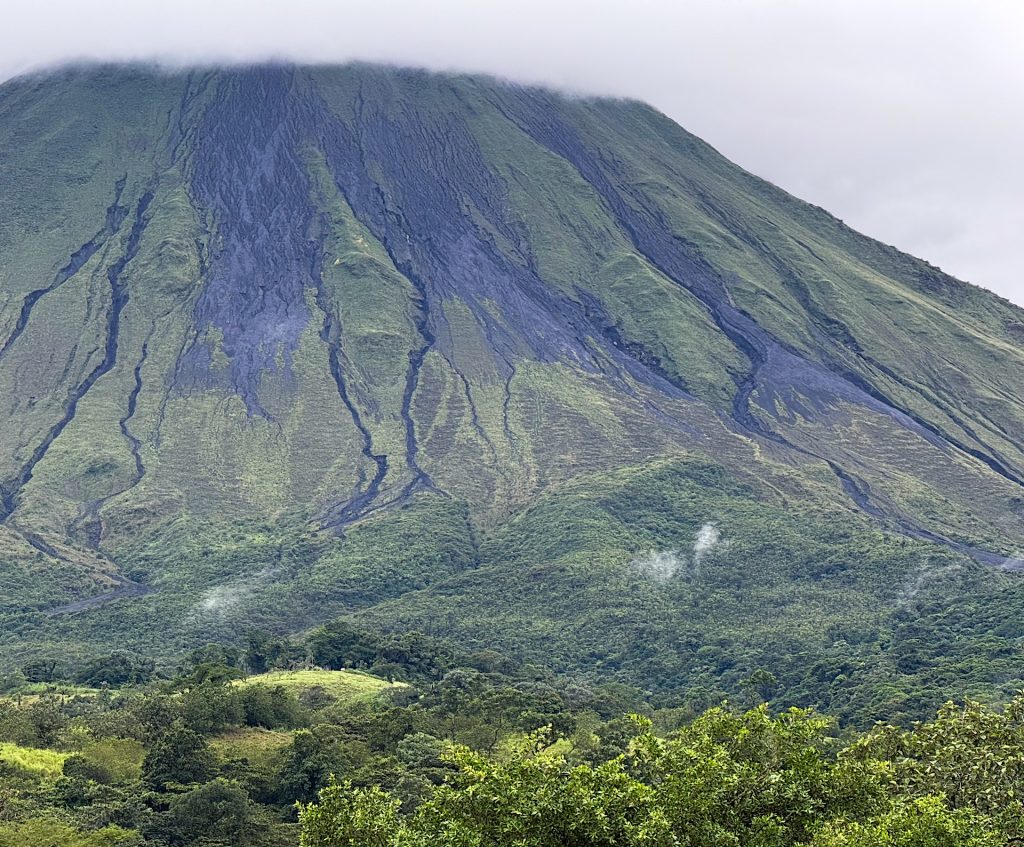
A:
[[2, 621, 1024, 846], [10, 459, 1024, 732]]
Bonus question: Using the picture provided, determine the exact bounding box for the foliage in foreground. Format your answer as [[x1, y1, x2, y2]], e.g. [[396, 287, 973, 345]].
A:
[[300, 701, 1024, 847]]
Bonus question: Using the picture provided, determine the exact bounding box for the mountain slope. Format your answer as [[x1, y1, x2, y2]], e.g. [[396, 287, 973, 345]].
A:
[[2, 64, 1024, 716]]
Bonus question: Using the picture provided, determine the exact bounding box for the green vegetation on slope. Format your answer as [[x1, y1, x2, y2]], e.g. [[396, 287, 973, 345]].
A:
[[2, 64, 1024, 845], [3, 67, 1024, 735], [3, 63, 1024, 597], [0, 741, 67, 780], [6, 456, 1024, 728]]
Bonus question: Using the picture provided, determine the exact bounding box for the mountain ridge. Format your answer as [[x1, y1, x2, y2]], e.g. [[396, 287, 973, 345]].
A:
[[3, 63, 1024, 716]]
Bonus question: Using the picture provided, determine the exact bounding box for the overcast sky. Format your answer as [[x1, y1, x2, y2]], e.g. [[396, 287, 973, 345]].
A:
[[2, 0, 1021, 305]]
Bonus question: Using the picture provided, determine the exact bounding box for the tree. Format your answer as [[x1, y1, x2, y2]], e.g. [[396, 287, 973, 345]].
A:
[[0, 701, 36, 746], [239, 684, 302, 729], [309, 622, 375, 670], [810, 797, 1000, 847], [163, 779, 253, 846], [299, 734, 673, 847], [26, 698, 66, 746], [142, 725, 217, 790], [129, 694, 182, 743], [181, 682, 244, 734], [20, 658, 57, 683], [299, 781, 401, 847], [632, 706, 885, 846], [244, 631, 278, 675], [741, 668, 780, 704], [277, 729, 362, 804], [849, 696, 1024, 838], [185, 643, 241, 671], [63, 753, 114, 786], [75, 652, 154, 687], [414, 741, 673, 847]]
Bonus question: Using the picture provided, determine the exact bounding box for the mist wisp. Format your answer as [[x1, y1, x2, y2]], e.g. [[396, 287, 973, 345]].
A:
[[693, 523, 721, 565], [630, 522, 723, 583], [196, 567, 278, 616]]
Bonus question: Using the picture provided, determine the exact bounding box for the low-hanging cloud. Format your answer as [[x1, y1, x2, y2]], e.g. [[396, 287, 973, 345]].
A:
[[196, 567, 278, 616], [896, 558, 964, 608], [198, 582, 249, 614], [630, 549, 685, 584], [693, 523, 721, 566], [1001, 552, 1024, 573], [0, 1, 1020, 305], [630, 522, 725, 583]]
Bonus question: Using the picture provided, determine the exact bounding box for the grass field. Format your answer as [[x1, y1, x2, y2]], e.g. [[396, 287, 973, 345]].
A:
[[0, 742, 67, 780], [234, 668, 402, 702]]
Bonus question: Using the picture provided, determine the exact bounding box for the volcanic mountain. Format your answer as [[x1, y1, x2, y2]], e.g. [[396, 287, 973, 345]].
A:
[[3, 64, 1024, 717]]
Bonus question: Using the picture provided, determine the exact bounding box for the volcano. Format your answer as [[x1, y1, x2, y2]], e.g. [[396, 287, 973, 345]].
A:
[[3, 64, 1024, 714]]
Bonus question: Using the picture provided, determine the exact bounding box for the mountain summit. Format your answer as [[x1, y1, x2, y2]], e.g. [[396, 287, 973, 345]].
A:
[[3, 64, 1024, 713]]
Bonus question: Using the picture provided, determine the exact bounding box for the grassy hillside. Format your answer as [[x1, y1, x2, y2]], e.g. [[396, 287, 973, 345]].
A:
[[233, 670, 401, 701], [0, 741, 68, 780]]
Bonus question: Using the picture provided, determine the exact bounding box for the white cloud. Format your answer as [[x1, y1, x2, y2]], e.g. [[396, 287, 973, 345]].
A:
[[196, 566, 276, 615], [693, 523, 720, 566], [1, 0, 1020, 304], [630, 549, 684, 583], [630, 522, 724, 582], [198, 582, 248, 614]]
